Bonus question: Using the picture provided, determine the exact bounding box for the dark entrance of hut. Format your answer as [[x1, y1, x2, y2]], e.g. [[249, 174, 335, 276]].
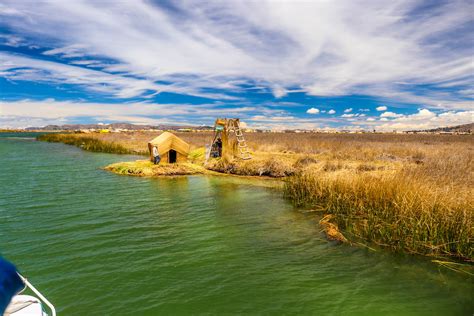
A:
[[169, 150, 177, 163]]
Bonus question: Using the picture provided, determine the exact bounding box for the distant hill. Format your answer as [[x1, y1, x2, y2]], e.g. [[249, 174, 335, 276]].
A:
[[416, 123, 473, 133], [25, 122, 213, 131]]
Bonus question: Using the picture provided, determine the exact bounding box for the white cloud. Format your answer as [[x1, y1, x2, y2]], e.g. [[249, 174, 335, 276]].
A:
[[375, 109, 473, 131], [0, 34, 23, 47], [2, 99, 471, 131], [250, 115, 295, 122], [344, 108, 353, 113], [328, 109, 336, 114], [380, 111, 403, 118], [0, 52, 238, 100], [0, 99, 340, 130], [272, 86, 288, 98], [0, 99, 262, 128], [376, 106, 388, 111], [0, 0, 472, 108], [43, 44, 89, 58], [306, 107, 320, 114]]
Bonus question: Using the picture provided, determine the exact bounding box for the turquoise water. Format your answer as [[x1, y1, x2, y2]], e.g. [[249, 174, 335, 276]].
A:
[[0, 134, 472, 315]]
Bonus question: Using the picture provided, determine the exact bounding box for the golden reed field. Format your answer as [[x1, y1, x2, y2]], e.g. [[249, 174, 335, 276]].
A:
[[39, 132, 473, 262]]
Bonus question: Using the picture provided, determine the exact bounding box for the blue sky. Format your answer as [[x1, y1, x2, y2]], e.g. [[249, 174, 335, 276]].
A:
[[0, 0, 472, 130]]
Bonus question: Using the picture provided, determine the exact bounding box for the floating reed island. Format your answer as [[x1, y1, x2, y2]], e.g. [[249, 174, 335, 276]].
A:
[[37, 131, 473, 262], [104, 160, 207, 176]]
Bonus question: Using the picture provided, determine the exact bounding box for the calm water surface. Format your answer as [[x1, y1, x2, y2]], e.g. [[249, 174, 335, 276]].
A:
[[0, 134, 472, 315]]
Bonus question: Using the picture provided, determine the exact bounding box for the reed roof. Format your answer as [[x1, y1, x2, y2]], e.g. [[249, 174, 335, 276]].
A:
[[148, 132, 190, 156]]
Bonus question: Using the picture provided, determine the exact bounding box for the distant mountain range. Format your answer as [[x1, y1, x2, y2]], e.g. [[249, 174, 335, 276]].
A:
[[414, 123, 473, 133], [25, 122, 213, 131]]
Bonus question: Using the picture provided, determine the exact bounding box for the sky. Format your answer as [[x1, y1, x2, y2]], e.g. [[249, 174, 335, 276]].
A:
[[0, 0, 473, 130]]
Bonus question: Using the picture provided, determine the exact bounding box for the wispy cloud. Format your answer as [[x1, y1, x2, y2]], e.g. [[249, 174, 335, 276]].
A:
[[0, 0, 473, 129], [341, 113, 355, 118], [0, 52, 240, 100], [0, 99, 282, 128], [380, 111, 403, 118], [43, 44, 90, 58], [0, 0, 472, 108]]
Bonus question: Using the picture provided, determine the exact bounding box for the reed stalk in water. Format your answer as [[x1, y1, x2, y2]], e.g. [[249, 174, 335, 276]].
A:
[[37, 133, 136, 155]]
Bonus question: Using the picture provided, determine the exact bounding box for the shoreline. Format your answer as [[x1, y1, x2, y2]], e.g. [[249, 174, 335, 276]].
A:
[[104, 160, 284, 190], [36, 132, 473, 263]]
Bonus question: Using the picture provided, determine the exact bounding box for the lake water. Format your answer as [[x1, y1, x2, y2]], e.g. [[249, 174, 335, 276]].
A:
[[0, 134, 472, 315]]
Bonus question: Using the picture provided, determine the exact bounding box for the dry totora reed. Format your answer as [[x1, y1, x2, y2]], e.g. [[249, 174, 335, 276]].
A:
[[284, 170, 473, 261], [37, 133, 139, 155]]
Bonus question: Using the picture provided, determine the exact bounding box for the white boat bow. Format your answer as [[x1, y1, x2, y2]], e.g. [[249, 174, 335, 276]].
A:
[[3, 274, 56, 316]]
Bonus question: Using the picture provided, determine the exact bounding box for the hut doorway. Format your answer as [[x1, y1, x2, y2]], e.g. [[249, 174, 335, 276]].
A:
[[169, 149, 177, 163]]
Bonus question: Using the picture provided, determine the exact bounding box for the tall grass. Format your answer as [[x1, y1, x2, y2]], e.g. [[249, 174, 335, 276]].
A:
[[37, 133, 137, 155], [284, 169, 473, 261], [206, 155, 296, 177], [47, 131, 473, 162]]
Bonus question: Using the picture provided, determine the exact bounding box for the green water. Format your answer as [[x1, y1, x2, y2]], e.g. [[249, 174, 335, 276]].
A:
[[0, 134, 472, 315]]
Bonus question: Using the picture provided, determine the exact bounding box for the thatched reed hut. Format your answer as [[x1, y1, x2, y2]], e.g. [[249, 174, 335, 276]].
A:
[[148, 132, 190, 163]]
